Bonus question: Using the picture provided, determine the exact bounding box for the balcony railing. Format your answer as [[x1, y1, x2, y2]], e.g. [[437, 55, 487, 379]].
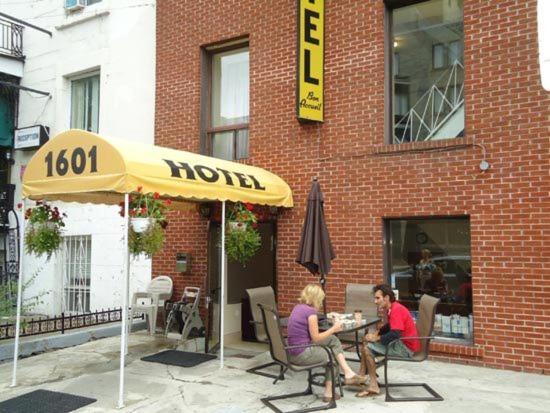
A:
[[0, 18, 23, 58]]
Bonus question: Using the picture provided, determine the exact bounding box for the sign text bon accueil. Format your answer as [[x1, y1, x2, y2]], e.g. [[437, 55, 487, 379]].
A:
[[297, 0, 324, 122]]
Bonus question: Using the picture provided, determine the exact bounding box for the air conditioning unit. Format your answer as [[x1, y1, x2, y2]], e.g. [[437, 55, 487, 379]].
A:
[[65, 0, 86, 11]]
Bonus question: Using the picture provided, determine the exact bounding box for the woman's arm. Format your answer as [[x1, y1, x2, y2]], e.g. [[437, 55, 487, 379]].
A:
[[308, 314, 342, 343]]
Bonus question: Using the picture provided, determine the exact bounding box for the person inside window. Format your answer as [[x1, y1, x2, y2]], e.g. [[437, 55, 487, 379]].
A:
[[287, 284, 367, 402], [415, 248, 436, 291], [356, 284, 420, 397], [424, 268, 449, 297]]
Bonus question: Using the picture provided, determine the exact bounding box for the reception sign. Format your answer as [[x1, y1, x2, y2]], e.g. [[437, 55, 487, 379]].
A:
[[297, 0, 324, 122]]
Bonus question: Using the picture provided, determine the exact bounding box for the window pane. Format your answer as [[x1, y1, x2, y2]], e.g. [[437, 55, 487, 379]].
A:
[[392, 0, 464, 143], [62, 235, 92, 314], [236, 128, 249, 159], [71, 74, 100, 133], [386, 218, 472, 343], [211, 48, 249, 127], [212, 131, 234, 161]]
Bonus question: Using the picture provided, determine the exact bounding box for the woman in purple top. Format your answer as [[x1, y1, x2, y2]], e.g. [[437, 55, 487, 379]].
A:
[[287, 284, 366, 401]]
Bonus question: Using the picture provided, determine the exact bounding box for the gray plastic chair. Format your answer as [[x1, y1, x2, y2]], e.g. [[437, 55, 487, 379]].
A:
[[382, 294, 444, 402]]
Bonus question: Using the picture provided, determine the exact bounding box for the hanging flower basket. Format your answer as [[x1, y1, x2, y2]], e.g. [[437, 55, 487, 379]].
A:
[[225, 202, 261, 265], [120, 186, 172, 257], [24, 201, 67, 259]]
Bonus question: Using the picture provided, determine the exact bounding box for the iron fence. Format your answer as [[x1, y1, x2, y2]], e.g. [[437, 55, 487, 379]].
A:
[[0, 307, 143, 340], [0, 18, 23, 58]]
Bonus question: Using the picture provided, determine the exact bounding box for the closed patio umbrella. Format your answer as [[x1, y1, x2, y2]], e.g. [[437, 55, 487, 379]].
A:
[[295, 178, 335, 315]]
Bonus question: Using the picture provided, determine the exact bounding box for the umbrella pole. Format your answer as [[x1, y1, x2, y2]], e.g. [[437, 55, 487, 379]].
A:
[[220, 201, 225, 369], [320, 274, 327, 316], [117, 193, 130, 409], [10, 198, 25, 387]]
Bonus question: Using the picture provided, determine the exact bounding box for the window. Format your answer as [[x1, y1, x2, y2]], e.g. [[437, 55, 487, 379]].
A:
[[390, 0, 464, 143], [61, 235, 91, 314], [71, 74, 99, 133], [203, 45, 249, 160], [385, 217, 472, 344], [86, 0, 102, 4]]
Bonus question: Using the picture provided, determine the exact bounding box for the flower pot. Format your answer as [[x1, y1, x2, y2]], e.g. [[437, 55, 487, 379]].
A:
[[131, 217, 153, 233], [228, 221, 247, 232]]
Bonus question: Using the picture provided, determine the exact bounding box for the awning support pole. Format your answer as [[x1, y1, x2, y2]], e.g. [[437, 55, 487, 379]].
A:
[[220, 201, 225, 369], [10, 198, 25, 387], [117, 193, 130, 408]]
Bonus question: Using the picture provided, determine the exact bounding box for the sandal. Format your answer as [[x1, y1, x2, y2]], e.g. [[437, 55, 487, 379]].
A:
[[344, 374, 367, 386]]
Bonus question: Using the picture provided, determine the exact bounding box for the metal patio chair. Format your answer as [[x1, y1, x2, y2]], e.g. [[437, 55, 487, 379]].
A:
[[381, 294, 444, 402], [340, 283, 378, 360], [130, 275, 173, 335], [245, 286, 286, 381], [258, 304, 341, 413]]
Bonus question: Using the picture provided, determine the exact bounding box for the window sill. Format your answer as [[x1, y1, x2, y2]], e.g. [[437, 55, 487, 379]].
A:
[[430, 339, 484, 358], [55, 10, 110, 31], [370, 136, 474, 156]]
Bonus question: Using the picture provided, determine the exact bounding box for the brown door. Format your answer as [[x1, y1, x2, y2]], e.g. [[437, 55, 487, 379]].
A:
[[205, 222, 276, 353]]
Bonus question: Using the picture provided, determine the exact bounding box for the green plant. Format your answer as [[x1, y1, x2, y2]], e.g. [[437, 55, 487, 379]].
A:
[[0, 267, 48, 322], [225, 226, 261, 265], [128, 221, 165, 258], [24, 201, 67, 259], [225, 202, 261, 265]]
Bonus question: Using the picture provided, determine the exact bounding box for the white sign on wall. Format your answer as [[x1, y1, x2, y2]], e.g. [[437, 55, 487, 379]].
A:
[[539, 0, 550, 91], [14, 125, 49, 150]]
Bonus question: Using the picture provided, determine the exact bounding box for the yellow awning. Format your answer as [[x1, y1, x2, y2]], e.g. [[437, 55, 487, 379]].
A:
[[22, 130, 293, 208]]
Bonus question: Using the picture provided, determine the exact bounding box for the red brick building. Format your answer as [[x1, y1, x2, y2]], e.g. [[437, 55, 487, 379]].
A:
[[155, 0, 549, 373]]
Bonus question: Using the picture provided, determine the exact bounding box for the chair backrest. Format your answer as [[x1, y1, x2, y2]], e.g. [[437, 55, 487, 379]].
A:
[[246, 286, 276, 342], [182, 286, 201, 312], [345, 283, 378, 317], [147, 275, 173, 300], [416, 294, 440, 358], [258, 304, 289, 366]]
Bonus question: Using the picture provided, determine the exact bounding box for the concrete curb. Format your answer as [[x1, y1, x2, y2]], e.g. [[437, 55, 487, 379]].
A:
[[0, 321, 147, 362]]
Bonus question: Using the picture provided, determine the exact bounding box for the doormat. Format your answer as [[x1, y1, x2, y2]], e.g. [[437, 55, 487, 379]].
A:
[[141, 350, 217, 367], [0, 389, 96, 413]]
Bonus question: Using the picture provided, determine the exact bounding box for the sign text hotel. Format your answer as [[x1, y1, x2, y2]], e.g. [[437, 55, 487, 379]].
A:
[[297, 0, 324, 122]]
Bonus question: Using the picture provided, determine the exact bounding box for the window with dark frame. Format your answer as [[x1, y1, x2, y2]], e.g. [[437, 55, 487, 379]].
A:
[[388, 0, 464, 144], [385, 217, 473, 344], [202, 43, 249, 161]]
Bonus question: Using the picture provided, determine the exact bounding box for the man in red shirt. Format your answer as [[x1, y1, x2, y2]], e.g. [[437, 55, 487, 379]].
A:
[[357, 284, 420, 397]]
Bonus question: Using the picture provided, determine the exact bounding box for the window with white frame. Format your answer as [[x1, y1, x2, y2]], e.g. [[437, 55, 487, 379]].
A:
[[61, 235, 91, 314], [70, 74, 100, 133]]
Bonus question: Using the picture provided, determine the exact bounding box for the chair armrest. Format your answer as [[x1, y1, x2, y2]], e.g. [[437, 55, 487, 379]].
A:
[[285, 343, 336, 363], [384, 335, 435, 357], [132, 292, 151, 303]]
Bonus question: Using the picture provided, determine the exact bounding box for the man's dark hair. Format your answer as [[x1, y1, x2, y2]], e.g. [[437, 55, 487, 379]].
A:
[[373, 284, 396, 302]]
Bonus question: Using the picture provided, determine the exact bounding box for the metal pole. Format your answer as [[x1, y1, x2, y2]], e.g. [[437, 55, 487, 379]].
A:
[[10, 198, 25, 387], [220, 201, 225, 369], [117, 194, 129, 409]]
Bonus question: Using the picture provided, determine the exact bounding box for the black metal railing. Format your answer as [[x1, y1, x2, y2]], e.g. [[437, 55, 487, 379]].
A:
[[0, 307, 143, 340], [0, 18, 23, 58]]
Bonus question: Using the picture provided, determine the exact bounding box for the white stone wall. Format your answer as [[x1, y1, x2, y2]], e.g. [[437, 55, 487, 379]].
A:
[[2, 0, 156, 315]]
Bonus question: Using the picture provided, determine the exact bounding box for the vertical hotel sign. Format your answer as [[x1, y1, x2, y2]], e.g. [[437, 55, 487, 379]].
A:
[[297, 0, 324, 122]]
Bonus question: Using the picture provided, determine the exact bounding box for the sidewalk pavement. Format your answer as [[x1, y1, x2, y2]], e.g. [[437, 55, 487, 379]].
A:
[[1, 332, 549, 413]]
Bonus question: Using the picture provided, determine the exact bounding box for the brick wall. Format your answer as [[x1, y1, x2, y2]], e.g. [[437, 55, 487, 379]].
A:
[[155, 0, 550, 373]]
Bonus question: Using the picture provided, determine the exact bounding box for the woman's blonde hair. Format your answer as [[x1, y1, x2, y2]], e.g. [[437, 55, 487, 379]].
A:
[[299, 284, 325, 310]]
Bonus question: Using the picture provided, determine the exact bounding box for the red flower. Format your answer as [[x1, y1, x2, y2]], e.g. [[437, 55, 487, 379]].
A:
[[17, 203, 22, 210], [164, 199, 172, 205], [245, 203, 254, 211], [153, 192, 160, 199], [141, 207, 147, 215]]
